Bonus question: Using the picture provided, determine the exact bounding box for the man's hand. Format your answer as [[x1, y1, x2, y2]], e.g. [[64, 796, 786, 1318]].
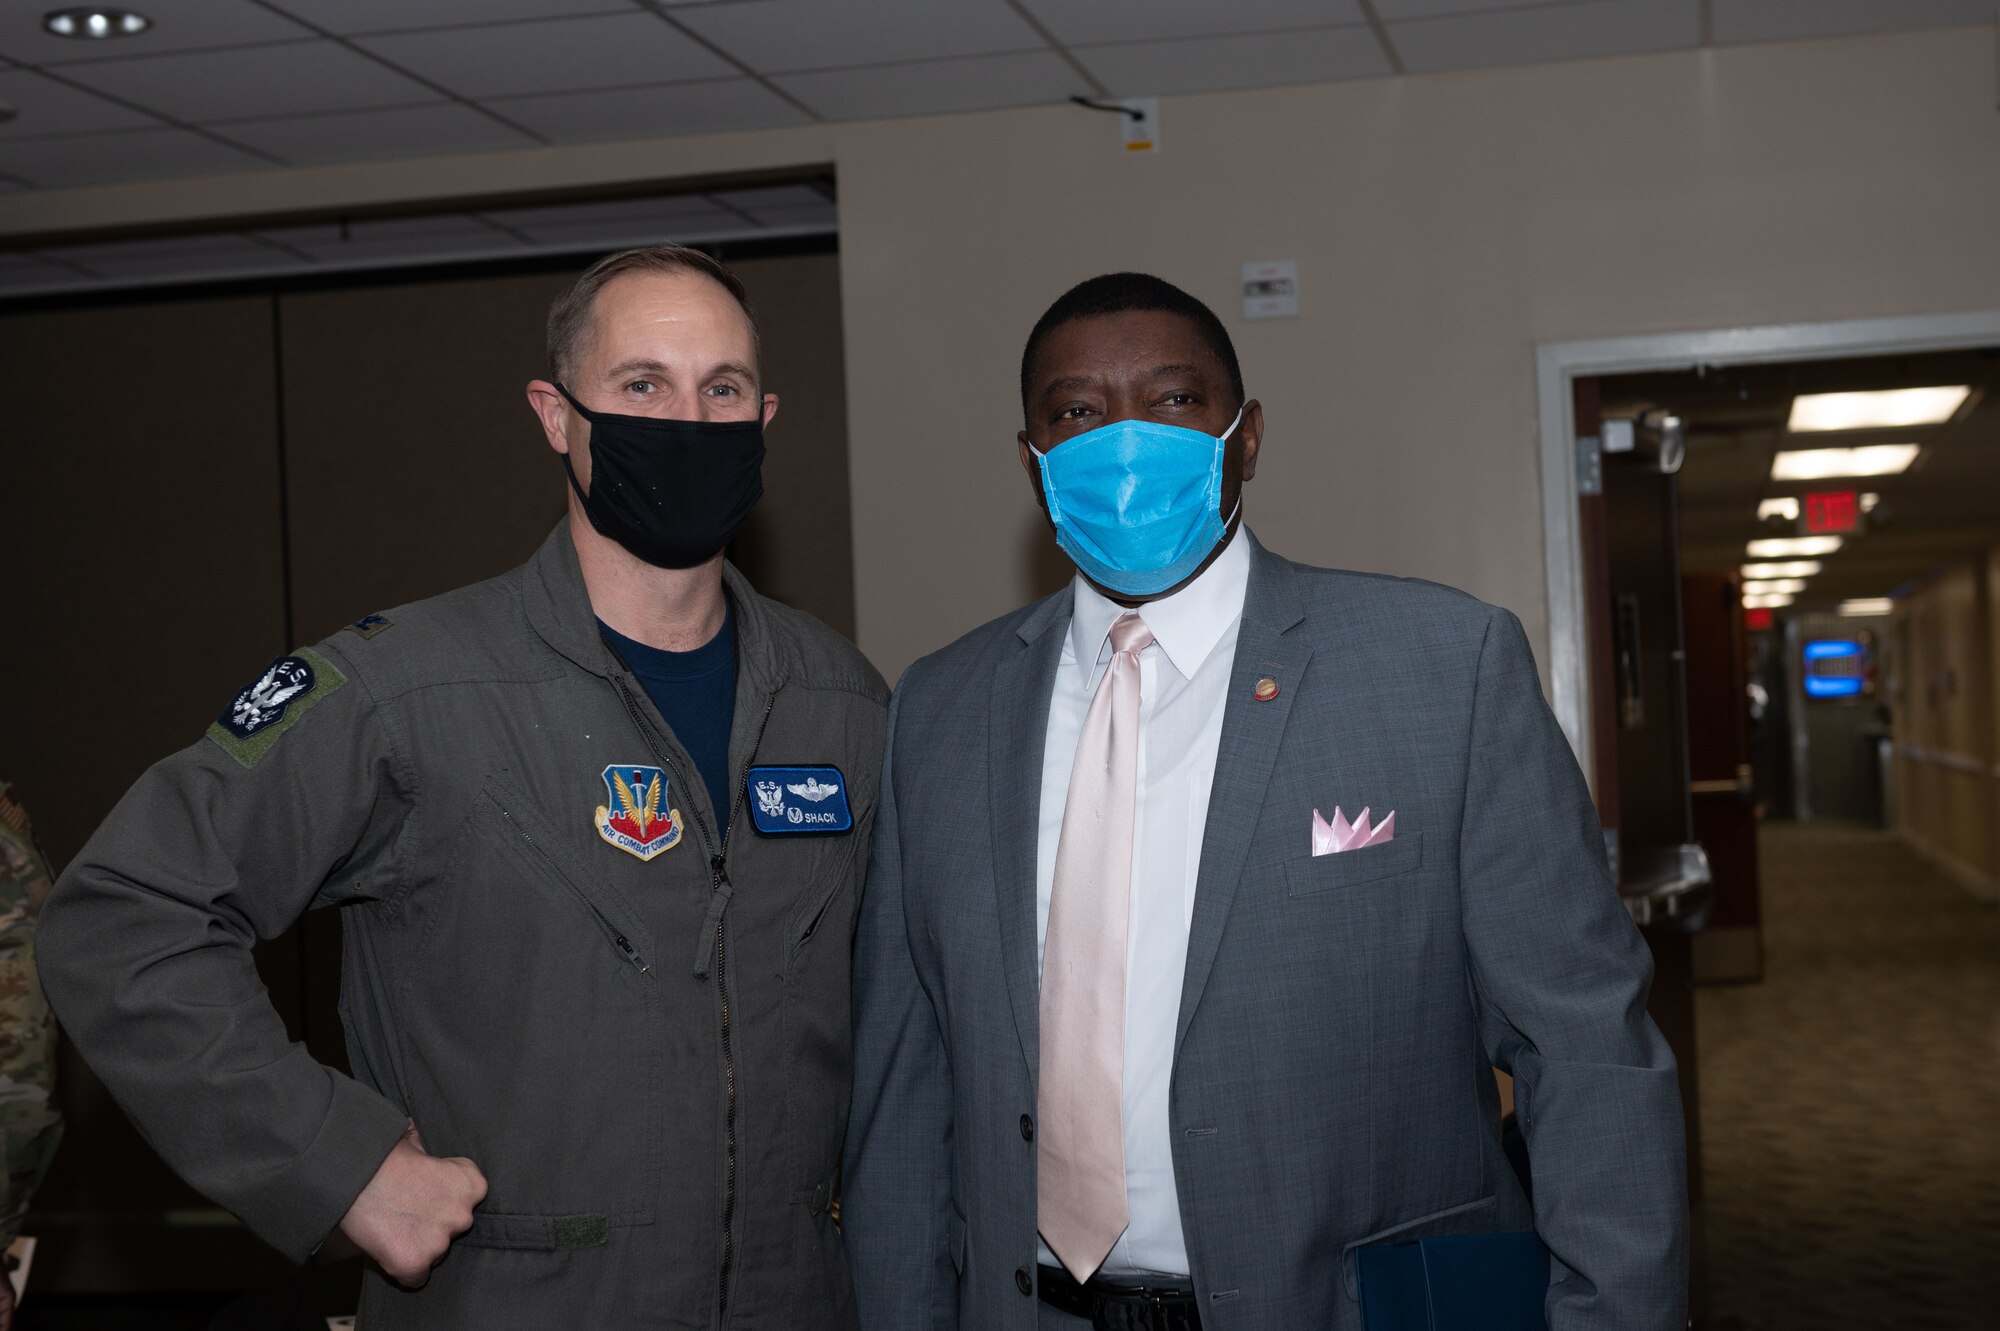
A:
[[0, 1269, 14, 1330], [338, 1123, 486, 1288]]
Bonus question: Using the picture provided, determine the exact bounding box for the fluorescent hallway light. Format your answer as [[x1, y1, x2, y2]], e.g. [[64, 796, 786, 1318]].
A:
[[1838, 599, 1896, 617], [1771, 444, 1920, 481], [1743, 579, 1808, 596], [1743, 593, 1795, 609], [1742, 561, 1822, 579], [1747, 536, 1843, 558], [1787, 386, 1970, 432], [1757, 497, 1800, 522]]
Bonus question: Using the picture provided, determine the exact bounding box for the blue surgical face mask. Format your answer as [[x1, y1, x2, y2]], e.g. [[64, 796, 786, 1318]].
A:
[[1030, 407, 1243, 597]]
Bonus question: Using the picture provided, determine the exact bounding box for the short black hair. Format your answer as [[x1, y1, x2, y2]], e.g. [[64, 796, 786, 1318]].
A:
[[1019, 271, 1244, 414]]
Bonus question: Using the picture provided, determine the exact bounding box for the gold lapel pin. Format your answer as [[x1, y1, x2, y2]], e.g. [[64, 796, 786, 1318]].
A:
[[1253, 677, 1280, 702]]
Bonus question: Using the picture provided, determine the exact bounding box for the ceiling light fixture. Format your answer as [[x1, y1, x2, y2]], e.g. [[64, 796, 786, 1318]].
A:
[[1770, 444, 1920, 481], [1741, 561, 1822, 579], [1859, 492, 1881, 512], [43, 7, 150, 38], [1742, 579, 1808, 596], [1742, 593, 1795, 610], [1757, 497, 1800, 522], [1747, 536, 1843, 558], [1838, 599, 1895, 617], [1787, 386, 1970, 432]]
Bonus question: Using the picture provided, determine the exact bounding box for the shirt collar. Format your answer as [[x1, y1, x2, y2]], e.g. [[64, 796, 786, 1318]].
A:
[[1067, 525, 1254, 684]]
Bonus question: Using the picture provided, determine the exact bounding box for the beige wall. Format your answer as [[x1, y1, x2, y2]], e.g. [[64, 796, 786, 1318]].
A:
[[1893, 554, 1999, 897], [9, 26, 1999, 681]]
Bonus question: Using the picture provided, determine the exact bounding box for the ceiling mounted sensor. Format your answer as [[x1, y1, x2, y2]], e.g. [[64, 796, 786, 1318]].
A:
[[43, 7, 150, 39]]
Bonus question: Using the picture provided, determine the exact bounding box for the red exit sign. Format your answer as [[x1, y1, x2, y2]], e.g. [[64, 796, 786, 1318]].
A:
[[1805, 490, 1858, 534]]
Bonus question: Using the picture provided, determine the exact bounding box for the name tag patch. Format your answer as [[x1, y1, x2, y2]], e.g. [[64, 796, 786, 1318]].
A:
[[748, 766, 852, 834]]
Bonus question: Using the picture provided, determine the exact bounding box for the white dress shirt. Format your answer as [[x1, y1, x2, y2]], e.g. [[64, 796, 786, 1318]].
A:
[[1035, 526, 1252, 1278]]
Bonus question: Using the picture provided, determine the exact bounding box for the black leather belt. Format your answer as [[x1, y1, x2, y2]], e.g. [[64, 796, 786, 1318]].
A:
[[1036, 1265, 1202, 1331]]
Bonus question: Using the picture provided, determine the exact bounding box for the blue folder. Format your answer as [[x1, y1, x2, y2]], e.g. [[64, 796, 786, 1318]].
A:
[[1355, 1231, 1549, 1331]]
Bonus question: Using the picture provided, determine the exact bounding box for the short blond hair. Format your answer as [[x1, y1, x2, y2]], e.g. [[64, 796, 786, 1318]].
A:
[[546, 244, 758, 382]]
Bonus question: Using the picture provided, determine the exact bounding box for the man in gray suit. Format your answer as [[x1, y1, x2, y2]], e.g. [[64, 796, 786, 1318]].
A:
[[844, 273, 1686, 1330]]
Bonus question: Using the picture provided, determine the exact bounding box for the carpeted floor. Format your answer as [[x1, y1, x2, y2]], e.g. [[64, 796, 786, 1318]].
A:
[[1695, 822, 2000, 1330]]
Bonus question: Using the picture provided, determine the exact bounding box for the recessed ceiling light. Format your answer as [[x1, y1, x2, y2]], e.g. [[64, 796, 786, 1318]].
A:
[[1742, 579, 1808, 596], [1757, 497, 1800, 522], [1743, 593, 1795, 609], [1787, 386, 1970, 432], [1747, 536, 1843, 558], [1741, 561, 1822, 579], [1838, 598, 1896, 617], [43, 7, 150, 39], [1770, 443, 1920, 481]]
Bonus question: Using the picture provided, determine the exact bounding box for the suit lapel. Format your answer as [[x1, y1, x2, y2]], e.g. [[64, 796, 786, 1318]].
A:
[[990, 591, 1070, 1085], [1177, 538, 1312, 1056]]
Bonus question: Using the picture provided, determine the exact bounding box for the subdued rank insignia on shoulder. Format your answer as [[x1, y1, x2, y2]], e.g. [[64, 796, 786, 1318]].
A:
[[344, 613, 393, 640], [747, 766, 853, 834], [205, 648, 346, 769], [594, 764, 682, 860]]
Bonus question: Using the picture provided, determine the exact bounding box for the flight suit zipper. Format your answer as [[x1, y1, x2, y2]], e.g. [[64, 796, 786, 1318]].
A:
[[609, 676, 776, 1324]]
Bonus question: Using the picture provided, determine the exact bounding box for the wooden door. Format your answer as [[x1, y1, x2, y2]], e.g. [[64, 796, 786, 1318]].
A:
[[1683, 573, 1764, 984]]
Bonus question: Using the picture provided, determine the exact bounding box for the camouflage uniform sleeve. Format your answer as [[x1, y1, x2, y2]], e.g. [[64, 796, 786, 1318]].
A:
[[0, 804, 61, 1249], [36, 640, 413, 1263]]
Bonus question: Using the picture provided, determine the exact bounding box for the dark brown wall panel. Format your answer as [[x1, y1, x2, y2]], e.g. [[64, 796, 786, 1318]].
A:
[[0, 294, 300, 1291], [277, 271, 574, 643], [727, 251, 856, 637]]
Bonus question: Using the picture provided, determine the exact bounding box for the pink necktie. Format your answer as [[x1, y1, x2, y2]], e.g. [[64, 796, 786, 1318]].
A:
[[1039, 611, 1153, 1282]]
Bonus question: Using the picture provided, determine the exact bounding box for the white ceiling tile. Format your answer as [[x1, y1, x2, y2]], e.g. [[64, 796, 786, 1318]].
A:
[[0, 126, 267, 186], [488, 78, 811, 142], [0, 66, 159, 137], [356, 12, 733, 99], [60, 40, 443, 121], [264, 0, 639, 36], [1711, 0, 1995, 46], [215, 103, 538, 165], [1075, 25, 1393, 97], [776, 49, 1089, 121], [1019, 0, 1368, 46], [672, 0, 1045, 73], [0, 0, 315, 64], [1390, 0, 1700, 75]]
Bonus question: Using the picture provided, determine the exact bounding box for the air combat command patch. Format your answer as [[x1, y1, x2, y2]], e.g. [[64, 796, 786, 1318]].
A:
[[747, 766, 853, 834], [593, 764, 682, 860], [205, 649, 346, 769]]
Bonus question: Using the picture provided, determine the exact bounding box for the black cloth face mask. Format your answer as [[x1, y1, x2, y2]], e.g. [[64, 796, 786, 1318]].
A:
[[555, 382, 766, 570]]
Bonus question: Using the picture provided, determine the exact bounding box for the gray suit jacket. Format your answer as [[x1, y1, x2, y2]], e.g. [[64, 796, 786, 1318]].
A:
[[844, 535, 1687, 1331]]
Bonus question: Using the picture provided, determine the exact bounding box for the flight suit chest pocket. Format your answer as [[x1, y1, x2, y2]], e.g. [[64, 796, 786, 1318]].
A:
[[397, 773, 664, 1234]]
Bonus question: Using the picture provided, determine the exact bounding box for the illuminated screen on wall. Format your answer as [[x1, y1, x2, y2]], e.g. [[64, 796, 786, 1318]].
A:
[[1803, 639, 1865, 699]]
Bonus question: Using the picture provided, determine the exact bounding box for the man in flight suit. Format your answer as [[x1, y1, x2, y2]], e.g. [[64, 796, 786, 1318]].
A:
[[39, 246, 886, 1328]]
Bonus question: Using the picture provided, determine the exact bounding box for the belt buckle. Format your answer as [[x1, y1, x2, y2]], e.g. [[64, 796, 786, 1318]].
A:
[[1091, 1285, 1191, 1331]]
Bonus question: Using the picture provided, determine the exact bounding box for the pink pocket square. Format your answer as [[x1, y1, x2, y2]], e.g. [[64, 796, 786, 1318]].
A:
[[1311, 806, 1396, 856]]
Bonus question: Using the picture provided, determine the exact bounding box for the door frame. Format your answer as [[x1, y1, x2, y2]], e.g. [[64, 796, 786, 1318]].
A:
[[1536, 307, 2000, 785]]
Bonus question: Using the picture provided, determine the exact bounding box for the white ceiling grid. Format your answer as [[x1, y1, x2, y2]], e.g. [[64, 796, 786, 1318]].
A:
[[0, 0, 1987, 295]]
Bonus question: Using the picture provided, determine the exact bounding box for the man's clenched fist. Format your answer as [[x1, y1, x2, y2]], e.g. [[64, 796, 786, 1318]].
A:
[[340, 1122, 487, 1288]]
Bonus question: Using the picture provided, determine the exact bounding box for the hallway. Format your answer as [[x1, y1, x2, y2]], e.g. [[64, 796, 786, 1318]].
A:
[[1696, 823, 2000, 1329]]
